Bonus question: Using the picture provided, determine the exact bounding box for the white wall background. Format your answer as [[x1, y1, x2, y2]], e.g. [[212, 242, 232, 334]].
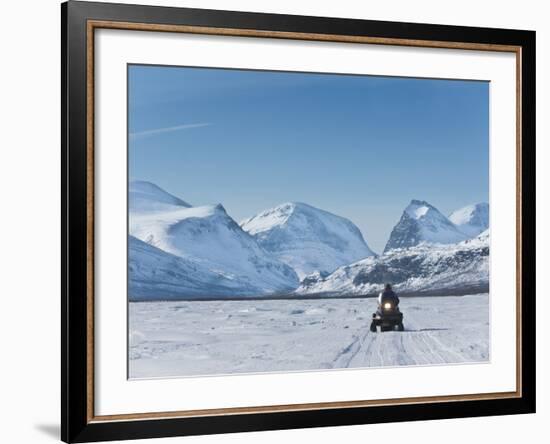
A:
[[0, 1, 546, 443]]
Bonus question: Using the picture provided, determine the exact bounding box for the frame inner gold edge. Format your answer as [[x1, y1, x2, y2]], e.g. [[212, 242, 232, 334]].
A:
[[86, 20, 523, 423]]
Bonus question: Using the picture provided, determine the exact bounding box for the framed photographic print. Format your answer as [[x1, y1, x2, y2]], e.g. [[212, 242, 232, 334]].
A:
[[61, 1, 536, 442]]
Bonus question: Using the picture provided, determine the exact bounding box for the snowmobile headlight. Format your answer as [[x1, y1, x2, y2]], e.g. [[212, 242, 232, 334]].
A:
[[383, 302, 392, 310]]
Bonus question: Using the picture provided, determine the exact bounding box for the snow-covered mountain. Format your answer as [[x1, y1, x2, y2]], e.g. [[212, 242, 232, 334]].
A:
[[297, 230, 489, 297], [129, 185, 299, 299], [240, 202, 375, 279], [384, 200, 469, 252], [129, 180, 191, 213], [449, 202, 489, 237], [128, 181, 490, 300], [129, 235, 265, 300]]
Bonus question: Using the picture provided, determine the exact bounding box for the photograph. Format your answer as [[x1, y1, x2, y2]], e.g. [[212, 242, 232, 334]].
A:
[[55, 1, 537, 441], [127, 65, 490, 379]]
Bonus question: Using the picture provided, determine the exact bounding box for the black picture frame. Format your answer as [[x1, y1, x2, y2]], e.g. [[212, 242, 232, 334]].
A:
[[62, 1, 536, 442]]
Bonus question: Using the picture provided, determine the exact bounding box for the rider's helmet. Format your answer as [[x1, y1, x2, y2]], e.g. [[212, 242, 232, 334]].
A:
[[385, 283, 392, 291]]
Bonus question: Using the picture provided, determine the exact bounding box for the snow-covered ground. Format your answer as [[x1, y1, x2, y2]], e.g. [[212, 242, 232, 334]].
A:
[[129, 293, 489, 378]]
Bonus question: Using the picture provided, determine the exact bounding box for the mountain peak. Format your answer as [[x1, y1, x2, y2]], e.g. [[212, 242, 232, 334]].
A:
[[449, 202, 489, 237], [241, 202, 375, 278], [129, 180, 191, 212], [262, 201, 312, 214], [384, 200, 468, 252], [287, 201, 314, 209], [409, 199, 430, 206], [213, 203, 227, 213], [404, 200, 436, 220]]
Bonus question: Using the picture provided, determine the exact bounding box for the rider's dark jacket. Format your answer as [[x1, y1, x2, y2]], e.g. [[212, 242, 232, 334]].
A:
[[378, 289, 400, 307]]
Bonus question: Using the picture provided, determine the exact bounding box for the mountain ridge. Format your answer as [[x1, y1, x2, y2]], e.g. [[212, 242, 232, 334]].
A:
[[129, 180, 191, 213], [297, 229, 489, 297], [241, 201, 375, 279], [129, 189, 299, 299], [449, 202, 489, 237], [128, 181, 489, 299], [384, 199, 470, 252]]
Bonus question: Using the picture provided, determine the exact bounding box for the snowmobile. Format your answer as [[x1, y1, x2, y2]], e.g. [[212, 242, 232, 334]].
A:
[[370, 299, 404, 332]]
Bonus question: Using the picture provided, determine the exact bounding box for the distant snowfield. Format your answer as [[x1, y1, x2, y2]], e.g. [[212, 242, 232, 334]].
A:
[[129, 294, 489, 378]]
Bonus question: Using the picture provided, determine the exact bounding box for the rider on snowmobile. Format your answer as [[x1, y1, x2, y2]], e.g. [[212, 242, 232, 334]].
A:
[[378, 283, 399, 309]]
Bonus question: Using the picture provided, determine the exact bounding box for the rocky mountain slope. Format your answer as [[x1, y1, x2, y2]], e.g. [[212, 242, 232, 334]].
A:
[[384, 199, 469, 252], [297, 230, 489, 296]]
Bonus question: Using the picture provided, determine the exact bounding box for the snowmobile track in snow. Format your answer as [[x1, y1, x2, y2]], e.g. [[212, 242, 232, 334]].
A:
[[129, 294, 489, 378]]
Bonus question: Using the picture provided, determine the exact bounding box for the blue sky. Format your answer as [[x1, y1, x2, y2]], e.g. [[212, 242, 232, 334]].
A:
[[129, 65, 489, 253]]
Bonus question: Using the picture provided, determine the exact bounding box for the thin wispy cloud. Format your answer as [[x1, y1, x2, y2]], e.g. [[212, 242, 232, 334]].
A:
[[130, 123, 210, 139]]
